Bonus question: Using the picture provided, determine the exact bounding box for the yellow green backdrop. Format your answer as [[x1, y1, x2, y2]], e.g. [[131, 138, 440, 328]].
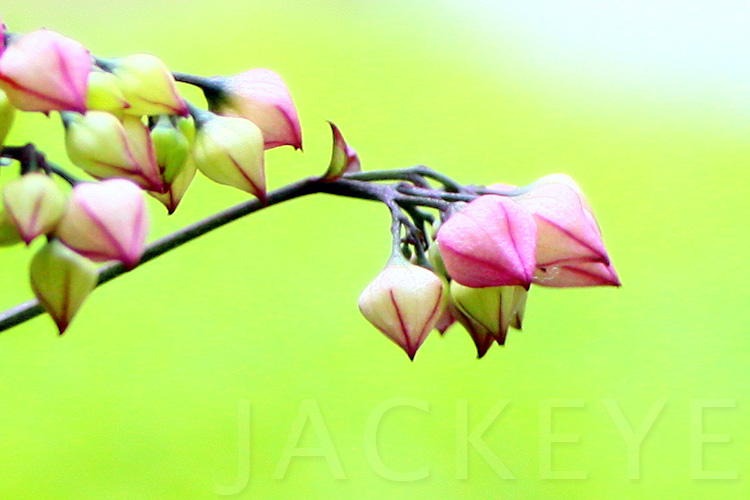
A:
[[1, 1, 747, 498]]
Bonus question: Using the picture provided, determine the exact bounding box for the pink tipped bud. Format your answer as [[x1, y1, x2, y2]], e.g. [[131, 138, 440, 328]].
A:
[[64, 111, 164, 192], [109, 54, 187, 117], [358, 260, 446, 360], [56, 179, 148, 268], [322, 121, 360, 180], [436, 195, 537, 289], [30, 239, 98, 334], [0, 89, 15, 147], [208, 69, 302, 150], [193, 114, 265, 198], [0, 29, 90, 113], [512, 174, 610, 267], [2, 173, 67, 244], [510, 174, 618, 288]]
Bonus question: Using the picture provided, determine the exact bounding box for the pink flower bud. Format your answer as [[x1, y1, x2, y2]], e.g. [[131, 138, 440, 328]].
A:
[[509, 174, 618, 287], [30, 239, 98, 334], [2, 173, 67, 244], [56, 179, 148, 268], [511, 174, 609, 267], [207, 69, 302, 150], [358, 260, 446, 360], [193, 114, 266, 199], [64, 111, 165, 193], [436, 195, 537, 289], [322, 121, 360, 180], [0, 29, 90, 113], [109, 54, 187, 117]]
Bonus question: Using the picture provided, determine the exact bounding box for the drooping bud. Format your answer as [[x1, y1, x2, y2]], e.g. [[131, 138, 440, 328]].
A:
[[192, 112, 265, 199], [205, 68, 302, 150], [511, 174, 610, 267], [0, 89, 15, 147], [450, 281, 526, 348], [0, 29, 90, 113], [322, 121, 360, 180], [85, 69, 129, 112], [64, 111, 164, 192], [2, 173, 67, 244], [148, 115, 195, 213], [0, 206, 23, 246], [56, 179, 148, 268], [30, 239, 98, 334], [358, 259, 446, 360], [107, 54, 187, 117], [436, 195, 537, 289]]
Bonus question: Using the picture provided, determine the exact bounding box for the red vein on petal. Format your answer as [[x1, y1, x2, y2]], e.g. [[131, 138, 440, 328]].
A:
[[227, 153, 264, 198], [390, 289, 413, 358], [0, 73, 81, 110], [77, 198, 130, 263]]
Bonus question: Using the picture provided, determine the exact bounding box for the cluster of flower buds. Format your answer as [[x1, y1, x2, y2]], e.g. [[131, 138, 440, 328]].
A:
[[357, 173, 619, 359], [0, 16, 620, 354], [0, 15, 302, 333]]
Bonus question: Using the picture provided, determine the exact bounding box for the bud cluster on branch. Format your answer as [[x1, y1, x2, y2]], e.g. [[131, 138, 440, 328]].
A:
[[0, 16, 619, 359]]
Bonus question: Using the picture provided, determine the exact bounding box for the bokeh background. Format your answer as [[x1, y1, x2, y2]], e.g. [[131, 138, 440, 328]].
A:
[[1, 0, 748, 498]]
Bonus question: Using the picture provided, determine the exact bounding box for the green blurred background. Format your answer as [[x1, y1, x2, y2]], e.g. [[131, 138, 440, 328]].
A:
[[1, 0, 748, 498]]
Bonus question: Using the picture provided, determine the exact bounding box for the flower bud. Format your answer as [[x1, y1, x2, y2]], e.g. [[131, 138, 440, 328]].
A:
[[0, 29, 90, 113], [512, 175, 609, 265], [192, 113, 265, 198], [0, 206, 23, 246], [0, 88, 15, 147], [436, 195, 537, 289], [206, 69, 301, 150], [56, 179, 148, 268], [108, 54, 187, 117], [30, 239, 98, 334], [64, 111, 164, 192], [450, 282, 526, 348], [358, 260, 446, 360], [148, 115, 196, 213], [322, 121, 360, 180], [509, 174, 618, 287], [85, 69, 129, 112], [2, 173, 67, 244]]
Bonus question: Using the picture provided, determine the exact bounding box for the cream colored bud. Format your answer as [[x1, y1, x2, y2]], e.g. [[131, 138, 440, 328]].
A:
[[358, 260, 446, 360], [2, 173, 67, 244]]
